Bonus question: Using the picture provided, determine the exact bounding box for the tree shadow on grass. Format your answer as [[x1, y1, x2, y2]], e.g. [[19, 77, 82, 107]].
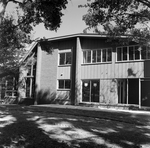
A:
[[30, 111, 150, 148], [0, 105, 70, 148], [0, 105, 150, 148]]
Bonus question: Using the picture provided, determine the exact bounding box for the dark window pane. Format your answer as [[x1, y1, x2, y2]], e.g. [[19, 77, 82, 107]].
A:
[[83, 51, 86, 63], [27, 66, 32, 76], [87, 51, 91, 63], [117, 48, 122, 61], [6, 91, 12, 96], [147, 47, 150, 59], [102, 49, 106, 62], [141, 46, 147, 59], [92, 50, 96, 63], [65, 80, 71, 89], [26, 78, 30, 97], [135, 46, 140, 60], [107, 49, 112, 61], [123, 47, 127, 60], [59, 80, 64, 89], [82, 81, 90, 102], [66, 52, 71, 64], [59, 53, 65, 65], [129, 46, 134, 60], [91, 80, 99, 102], [97, 50, 101, 62]]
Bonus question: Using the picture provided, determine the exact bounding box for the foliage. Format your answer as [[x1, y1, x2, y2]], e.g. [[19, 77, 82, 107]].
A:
[[0, 0, 68, 77], [81, 0, 150, 45]]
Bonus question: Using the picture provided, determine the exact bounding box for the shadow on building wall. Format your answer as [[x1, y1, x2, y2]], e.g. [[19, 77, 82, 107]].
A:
[[36, 89, 71, 105]]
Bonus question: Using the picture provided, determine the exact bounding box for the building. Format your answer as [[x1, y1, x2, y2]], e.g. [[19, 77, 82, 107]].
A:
[[18, 33, 150, 108]]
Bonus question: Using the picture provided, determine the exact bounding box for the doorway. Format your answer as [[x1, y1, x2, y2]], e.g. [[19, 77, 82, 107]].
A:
[[128, 79, 139, 105], [141, 80, 150, 107], [82, 80, 99, 102]]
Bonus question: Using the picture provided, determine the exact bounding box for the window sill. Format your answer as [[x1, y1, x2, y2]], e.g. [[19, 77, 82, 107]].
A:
[[116, 59, 150, 63], [57, 89, 71, 91], [81, 62, 112, 66], [58, 64, 71, 67]]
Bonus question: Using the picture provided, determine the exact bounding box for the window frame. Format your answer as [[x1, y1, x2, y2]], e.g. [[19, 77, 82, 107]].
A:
[[82, 48, 112, 64], [58, 49, 72, 66], [57, 79, 71, 90], [116, 45, 150, 62]]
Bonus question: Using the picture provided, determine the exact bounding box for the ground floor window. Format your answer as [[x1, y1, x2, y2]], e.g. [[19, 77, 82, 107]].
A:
[[141, 80, 150, 107], [25, 77, 35, 98], [118, 79, 127, 104], [81, 78, 150, 107], [82, 80, 99, 102], [58, 80, 71, 89], [117, 79, 139, 105]]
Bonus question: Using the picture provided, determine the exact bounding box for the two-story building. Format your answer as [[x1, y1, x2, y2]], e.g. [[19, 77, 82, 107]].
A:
[[18, 33, 150, 108]]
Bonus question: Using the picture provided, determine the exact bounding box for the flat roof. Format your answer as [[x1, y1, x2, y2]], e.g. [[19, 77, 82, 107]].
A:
[[40, 33, 130, 42]]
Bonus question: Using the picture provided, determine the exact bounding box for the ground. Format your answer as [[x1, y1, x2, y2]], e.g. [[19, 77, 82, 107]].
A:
[[0, 105, 150, 148]]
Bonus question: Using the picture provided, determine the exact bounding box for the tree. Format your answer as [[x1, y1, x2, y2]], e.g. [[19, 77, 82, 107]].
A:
[[82, 0, 150, 45], [0, 0, 68, 76]]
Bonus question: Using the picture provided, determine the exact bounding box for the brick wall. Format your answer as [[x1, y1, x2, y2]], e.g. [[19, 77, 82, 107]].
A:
[[40, 49, 58, 93]]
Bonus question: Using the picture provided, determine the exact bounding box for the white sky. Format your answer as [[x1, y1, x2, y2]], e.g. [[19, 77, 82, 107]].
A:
[[32, 0, 89, 39]]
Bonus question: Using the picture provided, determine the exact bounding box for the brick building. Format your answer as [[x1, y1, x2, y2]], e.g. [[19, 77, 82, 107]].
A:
[[18, 33, 150, 108]]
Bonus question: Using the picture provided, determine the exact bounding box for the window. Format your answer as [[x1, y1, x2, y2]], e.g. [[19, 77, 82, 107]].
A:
[[117, 45, 150, 61], [83, 48, 112, 64], [58, 80, 71, 89], [59, 52, 71, 65]]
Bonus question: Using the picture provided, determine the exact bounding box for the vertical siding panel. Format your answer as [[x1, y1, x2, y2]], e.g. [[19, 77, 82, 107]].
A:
[[85, 66, 88, 79], [108, 64, 111, 79], [122, 63, 126, 78], [115, 63, 118, 78], [120, 63, 123, 78], [101, 64, 104, 79]]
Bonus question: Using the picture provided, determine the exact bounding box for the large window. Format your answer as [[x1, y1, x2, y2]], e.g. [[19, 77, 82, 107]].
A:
[[117, 46, 150, 61], [58, 80, 71, 89], [59, 52, 71, 65], [83, 48, 112, 64]]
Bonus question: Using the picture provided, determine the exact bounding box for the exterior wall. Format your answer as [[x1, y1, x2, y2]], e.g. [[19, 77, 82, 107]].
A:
[[57, 66, 71, 79], [79, 37, 150, 106], [40, 49, 58, 92], [100, 79, 118, 104], [20, 35, 150, 106], [38, 38, 76, 104], [81, 61, 150, 79], [57, 38, 76, 104]]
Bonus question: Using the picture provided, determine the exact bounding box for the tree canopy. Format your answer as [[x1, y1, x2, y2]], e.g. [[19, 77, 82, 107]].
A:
[[0, 0, 68, 76], [82, 0, 150, 45]]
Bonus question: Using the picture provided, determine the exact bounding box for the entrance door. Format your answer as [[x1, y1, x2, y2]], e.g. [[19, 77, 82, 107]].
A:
[[82, 80, 90, 102], [82, 80, 99, 102], [118, 79, 127, 104], [141, 81, 150, 107], [128, 79, 139, 104], [91, 80, 99, 102]]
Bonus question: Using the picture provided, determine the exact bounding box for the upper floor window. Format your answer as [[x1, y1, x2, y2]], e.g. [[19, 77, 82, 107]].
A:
[[83, 48, 112, 64], [59, 52, 72, 65], [116, 46, 150, 61]]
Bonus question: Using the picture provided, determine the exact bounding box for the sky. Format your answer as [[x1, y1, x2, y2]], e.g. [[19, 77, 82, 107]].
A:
[[32, 0, 89, 39]]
